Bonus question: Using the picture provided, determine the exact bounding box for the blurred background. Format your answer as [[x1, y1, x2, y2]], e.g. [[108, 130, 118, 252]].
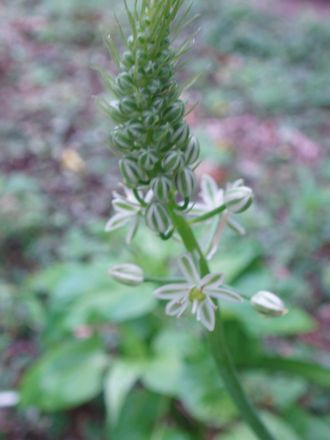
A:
[[1, 0, 330, 438]]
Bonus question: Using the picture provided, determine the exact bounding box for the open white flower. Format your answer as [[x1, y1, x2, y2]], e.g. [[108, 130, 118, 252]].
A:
[[105, 186, 152, 243], [154, 254, 243, 331], [192, 175, 253, 236]]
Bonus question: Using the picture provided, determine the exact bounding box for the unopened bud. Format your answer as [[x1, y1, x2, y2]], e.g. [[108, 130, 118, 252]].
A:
[[224, 181, 253, 213], [175, 167, 196, 198], [162, 151, 184, 172], [119, 158, 146, 186], [109, 263, 144, 286], [151, 176, 172, 200], [145, 202, 172, 234], [184, 136, 200, 166], [251, 291, 288, 317], [171, 123, 190, 147]]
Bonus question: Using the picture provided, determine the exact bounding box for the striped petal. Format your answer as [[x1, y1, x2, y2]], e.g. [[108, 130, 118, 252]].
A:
[[196, 298, 216, 331], [105, 213, 132, 232], [201, 273, 224, 289], [179, 254, 200, 285], [154, 283, 190, 300], [204, 285, 243, 303], [165, 298, 189, 317]]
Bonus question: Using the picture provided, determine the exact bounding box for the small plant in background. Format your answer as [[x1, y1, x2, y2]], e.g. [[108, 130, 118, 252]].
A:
[[102, 1, 287, 438]]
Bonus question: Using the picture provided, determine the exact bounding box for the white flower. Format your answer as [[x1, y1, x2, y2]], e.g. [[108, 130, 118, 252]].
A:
[[251, 291, 288, 317], [105, 186, 152, 243], [108, 263, 144, 286], [154, 254, 243, 331]]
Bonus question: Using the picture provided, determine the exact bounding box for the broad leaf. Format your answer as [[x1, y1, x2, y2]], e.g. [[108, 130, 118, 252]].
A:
[[20, 338, 108, 411]]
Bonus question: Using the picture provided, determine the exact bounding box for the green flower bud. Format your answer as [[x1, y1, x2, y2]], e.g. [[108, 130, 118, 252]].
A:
[[107, 101, 126, 123], [164, 101, 185, 124], [127, 122, 145, 140], [119, 97, 138, 116], [145, 201, 172, 234], [143, 111, 159, 127], [153, 124, 172, 147], [138, 149, 158, 171], [162, 150, 185, 172], [116, 72, 135, 95], [175, 167, 196, 198], [184, 136, 200, 165], [108, 263, 144, 286], [251, 291, 288, 317], [110, 129, 132, 152], [151, 175, 172, 200], [171, 123, 190, 147], [119, 158, 146, 186], [121, 51, 134, 68]]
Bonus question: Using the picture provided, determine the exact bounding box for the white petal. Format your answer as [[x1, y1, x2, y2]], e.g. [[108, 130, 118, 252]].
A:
[[113, 198, 139, 213], [105, 213, 131, 232], [179, 254, 200, 285], [204, 286, 243, 303], [196, 299, 216, 331], [226, 216, 246, 236], [200, 175, 219, 207], [154, 283, 190, 300], [165, 298, 189, 317], [201, 273, 224, 289], [126, 216, 139, 243]]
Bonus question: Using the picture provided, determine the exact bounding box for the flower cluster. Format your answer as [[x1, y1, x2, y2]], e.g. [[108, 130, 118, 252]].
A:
[[103, 0, 199, 234]]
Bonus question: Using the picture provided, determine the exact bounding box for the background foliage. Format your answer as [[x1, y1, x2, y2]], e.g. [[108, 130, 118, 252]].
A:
[[1, 0, 330, 438]]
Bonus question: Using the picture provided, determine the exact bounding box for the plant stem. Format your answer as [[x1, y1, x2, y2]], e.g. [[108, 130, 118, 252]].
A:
[[167, 204, 275, 440]]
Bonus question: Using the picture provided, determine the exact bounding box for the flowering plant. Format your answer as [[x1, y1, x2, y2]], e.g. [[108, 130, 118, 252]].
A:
[[101, 1, 287, 438]]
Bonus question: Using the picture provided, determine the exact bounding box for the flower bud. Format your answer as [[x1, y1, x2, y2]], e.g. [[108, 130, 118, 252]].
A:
[[184, 136, 200, 165], [116, 72, 135, 95], [127, 122, 145, 140], [138, 149, 158, 171], [110, 129, 132, 152], [107, 101, 126, 123], [164, 101, 185, 124], [251, 291, 288, 317], [171, 123, 190, 147], [109, 263, 144, 286], [145, 202, 172, 234], [121, 51, 134, 68], [151, 176, 172, 200], [175, 167, 196, 198], [119, 97, 138, 116], [224, 182, 253, 213], [162, 150, 184, 172], [119, 158, 146, 186]]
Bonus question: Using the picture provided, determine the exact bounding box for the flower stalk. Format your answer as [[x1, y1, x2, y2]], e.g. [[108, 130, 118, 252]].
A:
[[101, 1, 282, 438]]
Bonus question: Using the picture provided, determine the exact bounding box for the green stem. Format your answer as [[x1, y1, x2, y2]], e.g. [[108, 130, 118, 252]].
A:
[[167, 203, 275, 440]]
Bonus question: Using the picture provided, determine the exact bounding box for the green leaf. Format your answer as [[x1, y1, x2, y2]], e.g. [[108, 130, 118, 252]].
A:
[[224, 304, 315, 336], [177, 349, 237, 427], [285, 408, 330, 440], [20, 338, 108, 411], [110, 389, 168, 440], [242, 356, 330, 389], [59, 284, 156, 331], [217, 412, 300, 440], [141, 354, 182, 396], [104, 360, 143, 425]]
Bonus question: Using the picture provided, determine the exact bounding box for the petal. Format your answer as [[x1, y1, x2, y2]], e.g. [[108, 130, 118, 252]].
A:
[[105, 213, 131, 232], [179, 254, 200, 285], [165, 298, 189, 317], [201, 273, 224, 289], [204, 285, 243, 303], [226, 216, 246, 236], [126, 216, 139, 243], [200, 175, 219, 207], [113, 198, 140, 213], [196, 299, 216, 331], [154, 283, 190, 300]]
